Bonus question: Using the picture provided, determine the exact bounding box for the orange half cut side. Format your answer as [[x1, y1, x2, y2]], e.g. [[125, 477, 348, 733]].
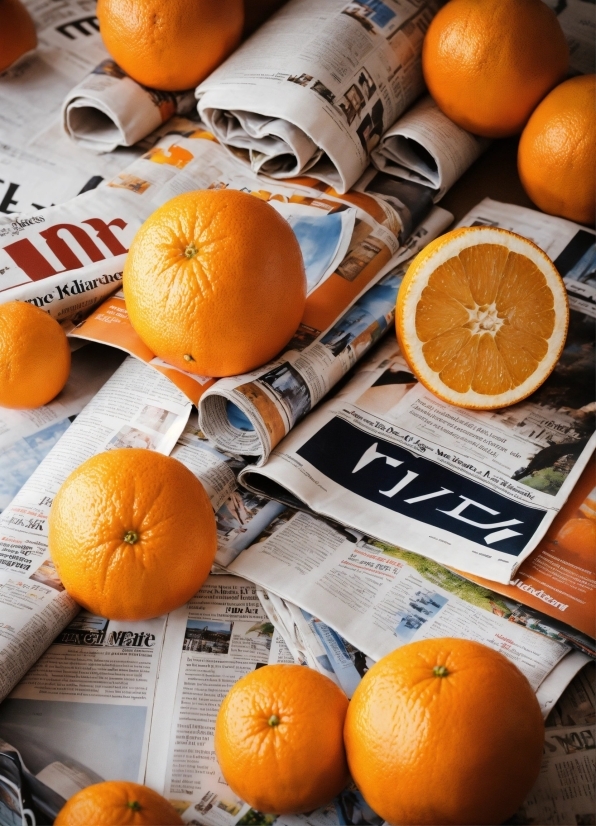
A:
[[396, 226, 569, 409]]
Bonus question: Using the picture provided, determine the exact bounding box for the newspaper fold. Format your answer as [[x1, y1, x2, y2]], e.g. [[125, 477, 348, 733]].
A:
[[62, 60, 197, 153], [371, 95, 490, 199], [196, 0, 442, 192]]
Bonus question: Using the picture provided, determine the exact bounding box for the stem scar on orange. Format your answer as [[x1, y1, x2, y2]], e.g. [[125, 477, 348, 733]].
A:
[[344, 638, 545, 826], [215, 664, 350, 814], [54, 780, 184, 825], [123, 189, 307, 378], [48, 449, 217, 621]]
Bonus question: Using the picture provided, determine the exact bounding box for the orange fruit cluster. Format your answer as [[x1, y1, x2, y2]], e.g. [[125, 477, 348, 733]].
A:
[[213, 639, 544, 823]]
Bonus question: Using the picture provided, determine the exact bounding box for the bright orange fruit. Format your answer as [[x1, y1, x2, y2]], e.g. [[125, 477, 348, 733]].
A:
[[96, 0, 243, 91], [0, 301, 70, 409], [344, 638, 544, 825], [123, 189, 306, 377], [215, 664, 349, 814], [54, 781, 183, 825], [554, 516, 596, 559], [519, 75, 596, 226], [48, 449, 217, 620], [422, 0, 568, 137], [0, 0, 37, 73], [395, 226, 569, 409]]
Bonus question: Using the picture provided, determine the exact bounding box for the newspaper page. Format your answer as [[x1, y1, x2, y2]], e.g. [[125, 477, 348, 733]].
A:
[[239, 199, 596, 582], [197, 207, 451, 460], [196, 0, 442, 193], [0, 0, 142, 213], [0, 344, 125, 511], [371, 95, 491, 200], [228, 508, 588, 692], [462, 461, 595, 648], [0, 356, 193, 704], [0, 609, 169, 822], [63, 59, 196, 152], [542, 0, 596, 75]]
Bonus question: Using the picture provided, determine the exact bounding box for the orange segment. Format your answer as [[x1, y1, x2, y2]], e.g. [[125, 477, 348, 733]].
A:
[[396, 226, 569, 410]]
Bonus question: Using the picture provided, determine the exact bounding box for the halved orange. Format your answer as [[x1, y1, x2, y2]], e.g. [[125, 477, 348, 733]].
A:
[[396, 227, 569, 409]]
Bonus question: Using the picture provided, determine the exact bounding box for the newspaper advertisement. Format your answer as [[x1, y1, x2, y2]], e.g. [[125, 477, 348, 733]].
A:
[[0, 355, 193, 704], [0, 344, 124, 511], [371, 95, 491, 200], [63, 59, 196, 152], [239, 199, 596, 582], [0, 0, 142, 214], [463, 461, 595, 649], [196, 0, 442, 193]]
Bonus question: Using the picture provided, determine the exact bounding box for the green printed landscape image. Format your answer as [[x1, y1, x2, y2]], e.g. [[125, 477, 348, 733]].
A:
[[371, 540, 511, 616]]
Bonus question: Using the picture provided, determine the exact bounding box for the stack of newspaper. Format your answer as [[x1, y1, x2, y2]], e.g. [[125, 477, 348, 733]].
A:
[[0, 0, 594, 824]]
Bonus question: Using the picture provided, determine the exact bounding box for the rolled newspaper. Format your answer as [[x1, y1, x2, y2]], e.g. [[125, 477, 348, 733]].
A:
[[196, 0, 442, 192]]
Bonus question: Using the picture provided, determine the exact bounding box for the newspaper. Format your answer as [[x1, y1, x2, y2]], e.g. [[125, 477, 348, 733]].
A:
[[239, 199, 596, 583], [63, 59, 197, 152], [0, 0, 143, 214], [196, 0, 442, 193], [0, 343, 124, 511], [462, 461, 595, 649], [371, 95, 490, 200], [542, 0, 596, 75]]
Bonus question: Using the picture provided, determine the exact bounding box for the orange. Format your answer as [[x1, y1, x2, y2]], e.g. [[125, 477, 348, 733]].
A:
[[123, 189, 306, 377], [519, 75, 596, 225], [97, 0, 243, 91], [48, 449, 216, 620], [554, 516, 596, 559], [215, 664, 349, 813], [344, 638, 544, 826], [0, 301, 70, 409], [55, 781, 183, 825], [422, 0, 568, 137], [0, 0, 37, 73], [395, 226, 569, 409]]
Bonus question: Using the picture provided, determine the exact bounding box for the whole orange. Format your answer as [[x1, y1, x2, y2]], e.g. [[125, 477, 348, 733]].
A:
[[344, 638, 544, 825], [519, 75, 596, 225], [422, 0, 568, 137], [215, 664, 350, 813], [96, 0, 243, 91], [54, 781, 183, 825], [554, 516, 596, 559], [48, 449, 217, 620], [0, 301, 70, 409], [123, 189, 306, 377], [0, 0, 37, 73]]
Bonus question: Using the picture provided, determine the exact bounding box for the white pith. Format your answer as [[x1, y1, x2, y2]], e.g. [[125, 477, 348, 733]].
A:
[[399, 227, 569, 409]]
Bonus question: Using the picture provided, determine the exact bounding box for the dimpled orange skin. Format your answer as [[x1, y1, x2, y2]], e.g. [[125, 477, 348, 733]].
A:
[[48, 449, 217, 621], [519, 75, 596, 226], [54, 781, 184, 825], [422, 0, 568, 137], [215, 664, 350, 814], [0, 301, 71, 409], [344, 638, 545, 826], [0, 0, 37, 73], [97, 0, 243, 91], [123, 189, 306, 378]]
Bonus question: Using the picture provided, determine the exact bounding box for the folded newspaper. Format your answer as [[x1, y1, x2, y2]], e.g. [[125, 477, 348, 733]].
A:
[[239, 199, 596, 583], [196, 0, 442, 192]]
